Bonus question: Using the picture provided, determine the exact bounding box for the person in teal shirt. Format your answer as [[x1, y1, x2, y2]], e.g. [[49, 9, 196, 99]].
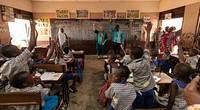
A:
[[93, 23, 108, 59], [110, 20, 124, 54]]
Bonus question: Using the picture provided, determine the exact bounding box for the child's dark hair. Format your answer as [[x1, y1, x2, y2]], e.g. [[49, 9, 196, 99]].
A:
[[190, 48, 199, 56], [108, 49, 115, 55], [0, 45, 17, 58], [117, 65, 130, 80], [175, 63, 194, 78], [63, 47, 69, 54], [10, 71, 28, 89], [109, 54, 117, 63], [31, 51, 40, 59], [151, 49, 158, 58], [130, 46, 143, 59]]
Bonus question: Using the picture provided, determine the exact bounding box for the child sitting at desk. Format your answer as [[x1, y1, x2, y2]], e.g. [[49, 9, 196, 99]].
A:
[[178, 39, 199, 70], [127, 22, 156, 108], [0, 20, 37, 92], [165, 63, 193, 110], [29, 41, 55, 65], [160, 46, 171, 73], [105, 65, 136, 110], [9, 71, 58, 110], [104, 54, 119, 81]]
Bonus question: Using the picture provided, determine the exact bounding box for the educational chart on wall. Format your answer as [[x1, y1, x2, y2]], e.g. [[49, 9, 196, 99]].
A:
[[35, 18, 50, 36], [50, 19, 143, 41]]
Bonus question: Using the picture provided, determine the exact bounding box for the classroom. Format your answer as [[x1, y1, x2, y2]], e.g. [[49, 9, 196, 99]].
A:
[[0, 0, 200, 110]]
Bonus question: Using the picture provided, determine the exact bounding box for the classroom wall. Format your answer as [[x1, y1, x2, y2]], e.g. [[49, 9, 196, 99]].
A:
[[182, 2, 200, 34], [32, 1, 160, 13], [159, 0, 200, 12], [0, 0, 32, 12]]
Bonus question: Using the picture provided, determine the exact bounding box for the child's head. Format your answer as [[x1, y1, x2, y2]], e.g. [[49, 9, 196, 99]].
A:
[[173, 63, 193, 79], [10, 71, 34, 89], [125, 48, 129, 55], [108, 49, 115, 55], [108, 54, 116, 64], [63, 47, 69, 54], [129, 46, 143, 60], [188, 48, 198, 57], [31, 51, 44, 61], [0, 45, 22, 58], [165, 46, 170, 53], [112, 65, 130, 83], [150, 49, 158, 59]]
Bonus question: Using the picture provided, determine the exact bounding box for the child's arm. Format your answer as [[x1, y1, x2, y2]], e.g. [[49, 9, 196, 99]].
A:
[[166, 82, 178, 110], [177, 39, 185, 63], [144, 22, 152, 49], [105, 85, 113, 99], [28, 20, 38, 52], [34, 77, 48, 88], [43, 40, 55, 64], [109, 20, 115, 33]]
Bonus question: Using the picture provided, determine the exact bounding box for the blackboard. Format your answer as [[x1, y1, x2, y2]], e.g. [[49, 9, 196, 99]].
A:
[[50, 19, 143, 41]]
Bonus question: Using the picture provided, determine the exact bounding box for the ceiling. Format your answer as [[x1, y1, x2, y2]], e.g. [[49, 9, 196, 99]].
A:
[[31, 0, 160, 2]]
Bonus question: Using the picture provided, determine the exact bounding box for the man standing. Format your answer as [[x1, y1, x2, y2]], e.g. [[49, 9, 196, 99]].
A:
[[110, 20, 124, 54], [93, 23, 108, 59]]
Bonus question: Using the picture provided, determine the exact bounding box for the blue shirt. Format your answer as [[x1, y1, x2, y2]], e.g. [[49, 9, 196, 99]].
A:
[[110, 24, 124, 44]]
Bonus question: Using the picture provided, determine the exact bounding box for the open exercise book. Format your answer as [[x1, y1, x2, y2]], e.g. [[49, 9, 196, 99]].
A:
[[39, 72, 63, 81]]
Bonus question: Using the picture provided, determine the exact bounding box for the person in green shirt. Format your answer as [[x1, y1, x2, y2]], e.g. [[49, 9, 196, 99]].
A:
[[110, 20, 124, 54], [93, 23, 108, 59]]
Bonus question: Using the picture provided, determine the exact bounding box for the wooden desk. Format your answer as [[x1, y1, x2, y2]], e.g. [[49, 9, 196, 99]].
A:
[[153, 72, 172, 85], [72, 50, 85, 69]]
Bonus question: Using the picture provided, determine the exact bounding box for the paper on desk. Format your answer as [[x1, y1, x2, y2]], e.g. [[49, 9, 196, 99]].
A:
[[153, 76, 161, 83], [40, 72, 63, 81]]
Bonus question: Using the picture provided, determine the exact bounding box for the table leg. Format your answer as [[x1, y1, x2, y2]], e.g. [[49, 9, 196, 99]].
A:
[[62, 76, 69, 108]]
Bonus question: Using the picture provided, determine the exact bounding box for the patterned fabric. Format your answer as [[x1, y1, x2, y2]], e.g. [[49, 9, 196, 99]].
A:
[[110, 24, 124, 44], [186, 55, 199, 69], [0, 48, 32, 82], [10, 84, 50, 110], [29, 59, 43, 65], [127, 49, 156, 92], [171, 79, 188, 110], [105, 82, 136, 110], [121, 55, 132, 65], [94, 30, 108, 45]]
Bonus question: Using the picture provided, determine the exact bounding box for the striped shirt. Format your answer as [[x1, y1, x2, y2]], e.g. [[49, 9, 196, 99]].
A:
[[105, 82, 136, 110]]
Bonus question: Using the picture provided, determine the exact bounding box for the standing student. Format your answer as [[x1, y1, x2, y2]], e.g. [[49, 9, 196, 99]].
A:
[[57, 28, 70, 51], [93, 23, 108, 59], [127, 22, 156, 108], [110, 20, 124, 54], [0, 20, 37, 92]]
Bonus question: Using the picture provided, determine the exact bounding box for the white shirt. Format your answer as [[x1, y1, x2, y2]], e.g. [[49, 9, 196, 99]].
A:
[[57, 33, 67, 46]]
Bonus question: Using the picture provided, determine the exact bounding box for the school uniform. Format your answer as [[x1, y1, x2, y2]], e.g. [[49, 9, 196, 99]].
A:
[[127, 49, 156, 108], [10, 84, 58, 110], [110, 24, 124, 54], [105, 82, 136, 110]]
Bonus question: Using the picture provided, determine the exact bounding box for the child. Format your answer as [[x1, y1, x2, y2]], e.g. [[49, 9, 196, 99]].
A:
[[29, 41, 54, 65], [9, 71, 58, 110], [160, 46, 171, 73], [105, 54, 119, 81], [178, 39, 199, 69], [127, 22, 156, 108], [105, 65, 136, 110], [0, 21, 37, 92], [166, 63, 193, 110], [150, 49, 159, 73], [120, 48, 132, 65]]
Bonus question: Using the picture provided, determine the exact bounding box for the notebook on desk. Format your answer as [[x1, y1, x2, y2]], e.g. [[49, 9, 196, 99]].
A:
[[40, 72, 63, 81]]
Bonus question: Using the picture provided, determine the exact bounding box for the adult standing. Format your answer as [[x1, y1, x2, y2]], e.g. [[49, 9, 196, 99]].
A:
[[110, 20, 124, 54], [93, 23, 108, 59], [57, 28, 70, 51]]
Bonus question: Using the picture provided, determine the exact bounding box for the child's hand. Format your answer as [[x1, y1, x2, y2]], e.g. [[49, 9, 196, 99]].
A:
[[144, 22, 152, 32], [30, 20, 37, 28], [93, 23, 95, 26], [110, 19, 113, 23], [34, 77, 43, 83], [177, 39, 183, 46]]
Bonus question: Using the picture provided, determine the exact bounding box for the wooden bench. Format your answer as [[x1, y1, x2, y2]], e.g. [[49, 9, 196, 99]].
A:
[[0, 92, 41, 110]]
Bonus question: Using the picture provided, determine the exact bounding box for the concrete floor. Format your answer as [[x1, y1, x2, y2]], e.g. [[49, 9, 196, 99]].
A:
[[67, 55, 107, 110]]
